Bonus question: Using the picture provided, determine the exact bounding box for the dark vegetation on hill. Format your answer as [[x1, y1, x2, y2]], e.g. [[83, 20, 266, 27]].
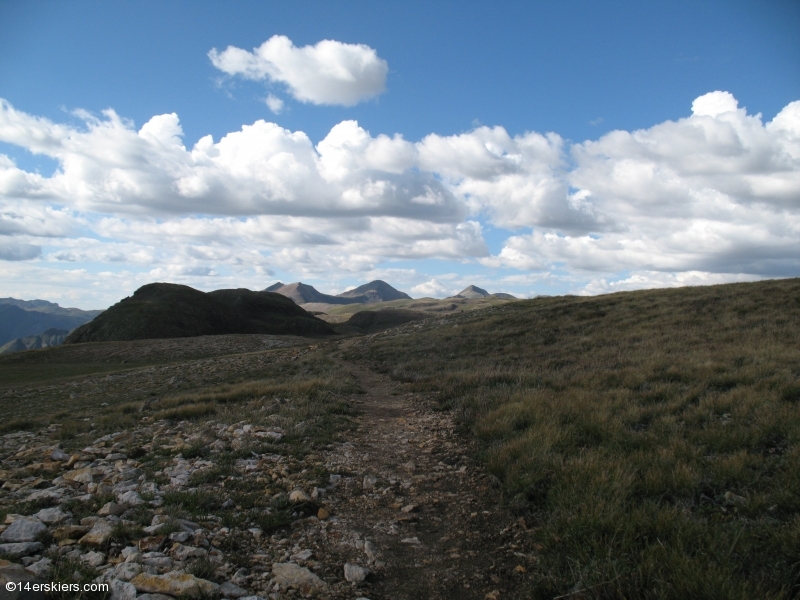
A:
[[335, 308, 426, 334], [65, 283, 333, 343], [347, 277, 800, 599]]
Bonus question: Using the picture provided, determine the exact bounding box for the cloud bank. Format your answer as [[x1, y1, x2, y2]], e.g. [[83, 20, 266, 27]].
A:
[[0, 91, 798, 307], [209, 35, 388, 106]]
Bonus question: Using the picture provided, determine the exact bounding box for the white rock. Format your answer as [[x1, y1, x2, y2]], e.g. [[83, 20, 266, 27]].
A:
[[344, 563, 370, 583], [108, 578, 138, 600], [24, 557, 52, 579], [34, 506, 68, 524], [288, 489, 310, 503], [271, 562, 326, 593], [172, 544, 207, 561], [219, 581, 250, 598], [364, 540, 378, 562], [0, 542, 44, 558], [130, 571, 219, 598], [80, 551, 106, 567], [290, 549, 313, 562], [117, 490, 144, 505], [98, 502, 128, 516], [0, 517, 46, 542], [79, 519, 114, 546], [112, 562, 143, 581]]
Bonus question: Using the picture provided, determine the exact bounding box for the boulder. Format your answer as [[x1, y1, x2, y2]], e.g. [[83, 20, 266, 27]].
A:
[[0, 518, 46, 543], [24, 557, 52, 579], [63, 467, 94, 485], [130, 571, 219, 598], [108, 578, 137, 600], [271, 562, 326, 594], [219, 581, 250, 598], [0, 542, 44, 558], [98, 502, 128, 516], [33, 507, 68, 524], [343, 562, 370, 583], [78, 520, 114, 546]]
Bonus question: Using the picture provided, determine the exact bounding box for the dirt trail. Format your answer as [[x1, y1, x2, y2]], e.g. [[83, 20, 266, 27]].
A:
[[313, 348, 535, 599]]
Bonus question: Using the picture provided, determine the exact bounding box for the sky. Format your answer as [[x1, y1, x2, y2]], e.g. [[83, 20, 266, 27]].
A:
[[1, 0, 799, 309]]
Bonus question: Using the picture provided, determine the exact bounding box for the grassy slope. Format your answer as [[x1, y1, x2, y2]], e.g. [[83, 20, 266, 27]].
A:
[[347, 278, 800, 599], [319, 295, 516, 322]]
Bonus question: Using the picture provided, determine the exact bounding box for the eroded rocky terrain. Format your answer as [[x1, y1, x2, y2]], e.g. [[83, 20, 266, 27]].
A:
[[0, 333, 536, 599]]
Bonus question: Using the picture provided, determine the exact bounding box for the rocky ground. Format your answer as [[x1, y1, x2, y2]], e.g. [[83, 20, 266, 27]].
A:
[[0, 333, 536, 599]]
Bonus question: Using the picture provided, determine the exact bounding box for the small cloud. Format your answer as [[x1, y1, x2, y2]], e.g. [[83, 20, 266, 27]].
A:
[[411, 278, 451, 297], [209, 35, 388, 107], [589, 117, 604, 126], [266, 94, 284, 114]]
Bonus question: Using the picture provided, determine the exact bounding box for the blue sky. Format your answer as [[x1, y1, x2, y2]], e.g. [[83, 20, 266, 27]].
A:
[[1, 0, 799, 308]]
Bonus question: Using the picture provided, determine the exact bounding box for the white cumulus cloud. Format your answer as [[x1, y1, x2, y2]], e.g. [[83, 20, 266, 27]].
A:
[[209, 35, 388, 106]]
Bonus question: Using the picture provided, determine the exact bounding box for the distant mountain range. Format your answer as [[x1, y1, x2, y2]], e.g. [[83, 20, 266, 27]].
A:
[[264, 280, 411, 305], [448, 285, 517, 300], [0, 299, 103, 347], [0, 328, 70, 354], [65, 283, 332, 343]]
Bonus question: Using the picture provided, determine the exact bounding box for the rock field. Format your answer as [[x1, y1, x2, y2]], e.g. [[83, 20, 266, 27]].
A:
[[0, 335, 536, 599]]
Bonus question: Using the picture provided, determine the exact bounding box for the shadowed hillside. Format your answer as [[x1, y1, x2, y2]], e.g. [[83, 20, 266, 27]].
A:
[[65, 283, 333, 343]]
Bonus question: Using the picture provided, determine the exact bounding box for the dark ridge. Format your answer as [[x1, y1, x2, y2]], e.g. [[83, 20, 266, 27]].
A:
[[64, 283, 333, 343], [337, 309, 426, 333]]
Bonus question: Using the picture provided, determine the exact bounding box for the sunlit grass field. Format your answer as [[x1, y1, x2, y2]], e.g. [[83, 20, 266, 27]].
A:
[[348, 278, 800, 599]]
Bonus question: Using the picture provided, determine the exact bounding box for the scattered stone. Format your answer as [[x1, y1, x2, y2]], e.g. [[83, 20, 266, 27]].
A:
[[289, 489, 310, 503], [343, 562, 370, 583], [108, 578, 137, 600], [53, 524, 90, 541], [0, 518, 46, 543], [362, 475, 378, 490], [401, 537, 421, 545], [139, 535, 166, 552], [98, 502, 128, 516], [400, 504, 418, 513], [80, 550, 106, 568], [63, 466, 94, 484], [118, 490, 144, 505], [24, 557, 52, 579], [219, 581, 250, 598], [34, 506, 68, 524], [364, 541, 378, 563], [172, 544, 207, 561], [130, 571, 219, 598], [316, 507, 330, 520], [79, 520, 114, 546], [271, 562, 327, 594], [111, 562, 144, 581], [0, 541, 44, 558]]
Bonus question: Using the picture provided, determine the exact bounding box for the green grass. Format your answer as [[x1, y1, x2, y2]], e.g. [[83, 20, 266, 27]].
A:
[[348, 278, 800, 599]]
